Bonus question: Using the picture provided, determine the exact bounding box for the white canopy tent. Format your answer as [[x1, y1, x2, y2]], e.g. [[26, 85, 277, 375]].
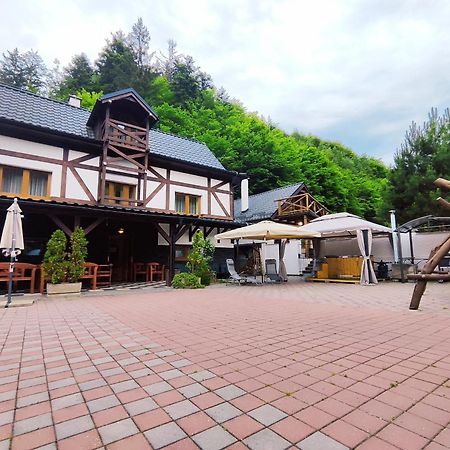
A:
[[298, 213, 392, 285], [215, 220, 320, 281]]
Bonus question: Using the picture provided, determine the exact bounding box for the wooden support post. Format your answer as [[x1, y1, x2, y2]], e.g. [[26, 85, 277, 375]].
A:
[[409, 236, 450, 309], [168, 223, 176, 285]]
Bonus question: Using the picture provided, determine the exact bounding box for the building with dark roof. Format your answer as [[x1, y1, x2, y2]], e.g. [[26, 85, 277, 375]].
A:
[[0, 84, 242, 284]]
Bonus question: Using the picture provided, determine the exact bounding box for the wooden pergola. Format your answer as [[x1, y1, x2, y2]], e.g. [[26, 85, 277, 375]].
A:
[[273, 192, 329, 224]]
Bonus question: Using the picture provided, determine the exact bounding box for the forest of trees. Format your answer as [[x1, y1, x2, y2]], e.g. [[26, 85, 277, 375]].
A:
[[1, 18, 447, 224]]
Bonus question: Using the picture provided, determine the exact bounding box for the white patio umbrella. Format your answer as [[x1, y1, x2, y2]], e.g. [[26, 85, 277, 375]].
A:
[[1, 198, 24, 307], [216, 220, 320, 282], [215, 220, 320, 241]]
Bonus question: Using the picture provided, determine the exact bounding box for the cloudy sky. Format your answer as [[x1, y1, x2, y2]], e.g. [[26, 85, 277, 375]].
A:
[[1, 0, 450, 164]]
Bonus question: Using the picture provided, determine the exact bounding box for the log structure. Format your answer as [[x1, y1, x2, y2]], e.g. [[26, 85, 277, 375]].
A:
[[409, 177, 450, 309]]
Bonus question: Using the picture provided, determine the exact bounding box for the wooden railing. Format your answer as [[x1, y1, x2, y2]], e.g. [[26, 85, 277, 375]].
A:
[[102, 119, 148, 152], [276, 193, 329, 218]]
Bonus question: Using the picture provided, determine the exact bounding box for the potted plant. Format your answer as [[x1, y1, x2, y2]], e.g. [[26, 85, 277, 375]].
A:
[[42, 227, 88, 295]]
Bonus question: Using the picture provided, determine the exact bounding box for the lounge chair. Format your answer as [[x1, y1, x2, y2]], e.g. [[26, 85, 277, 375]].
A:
[[226, 259, 261, 285], [265, 259, 282, 283]]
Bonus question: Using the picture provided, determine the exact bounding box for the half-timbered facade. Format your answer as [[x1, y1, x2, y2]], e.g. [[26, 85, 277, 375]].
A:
[[0, 84, 241, 281]]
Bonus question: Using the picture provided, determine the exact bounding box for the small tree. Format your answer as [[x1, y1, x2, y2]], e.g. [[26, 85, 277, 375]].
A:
[[42, 230, 67, 284], [186, 230, 214, 285], [67, 227, 88, 283]]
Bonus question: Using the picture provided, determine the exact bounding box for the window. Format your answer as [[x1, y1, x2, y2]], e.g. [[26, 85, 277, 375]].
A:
[[175, 193, 201, 215], [105, 181, 136, 206], [0, 165, 50, 199], [175, 246, 190, 261]]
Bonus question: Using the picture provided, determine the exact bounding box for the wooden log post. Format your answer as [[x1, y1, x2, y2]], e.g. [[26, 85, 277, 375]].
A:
[[409, 236, 450, 309]]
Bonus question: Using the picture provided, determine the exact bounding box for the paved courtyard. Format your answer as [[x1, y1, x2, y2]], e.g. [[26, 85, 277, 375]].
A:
[[0, 282, 449, 450]]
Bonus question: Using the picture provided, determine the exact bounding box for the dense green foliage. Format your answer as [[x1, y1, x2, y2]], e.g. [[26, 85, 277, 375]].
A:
[[42, 227, 88, 284], [0, 19, 391, 220], [186, 230, 214, 285], [67, 227, 88, 283], [386, 108, 450, 223], [171, 272, 204, 289]]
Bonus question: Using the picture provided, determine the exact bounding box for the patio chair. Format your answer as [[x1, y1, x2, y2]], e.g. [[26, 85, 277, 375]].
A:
[[265, 259, 282, 283], [225, 259, 261, 285]]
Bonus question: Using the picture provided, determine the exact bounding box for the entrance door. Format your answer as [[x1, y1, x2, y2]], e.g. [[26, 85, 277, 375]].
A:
[[108, 235, 131, 282]]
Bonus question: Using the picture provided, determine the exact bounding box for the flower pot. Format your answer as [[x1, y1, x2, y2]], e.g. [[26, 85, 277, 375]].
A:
[[46, 282, 82, 296]]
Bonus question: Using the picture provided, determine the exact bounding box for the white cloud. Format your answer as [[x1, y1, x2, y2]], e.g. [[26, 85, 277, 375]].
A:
[[1, 0, 450, 161]]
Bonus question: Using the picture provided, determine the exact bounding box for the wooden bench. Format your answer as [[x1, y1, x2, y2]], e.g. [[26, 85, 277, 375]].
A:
[[0, 262, 37, 294], [39, 262, 99, 293]]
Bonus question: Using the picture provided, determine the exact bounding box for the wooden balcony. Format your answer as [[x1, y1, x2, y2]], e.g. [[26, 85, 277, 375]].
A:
[[276, 193, 329, 220], [102, 118, 148, 152]]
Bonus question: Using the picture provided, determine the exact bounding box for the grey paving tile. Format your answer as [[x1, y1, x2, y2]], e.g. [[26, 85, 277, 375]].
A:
[[0, 375, 17, 385], [0, 439, 10, 450], [35, 444, 57, 450], [101, 367, 125, 377], [143, 342, 161, 349], [144, 358, 165, 368], [48, 377, 76, 390], [155, 350, 175, 357], [215, 385, 246, 401], [110, 379, 139, 393], [0, 411, 14, 427], [144, 381, 172, 395], [18, 376, 46, 388], [129, 368, 151, 378], [14, 413, 53, 435], [192, 425, 237, 450], [87, 394, 120, 413], [98, 418, 139, 445], [144, 422, 186, 449], [297, 431, 349, 450], [164, 399, 199, 420], [79, 378, 107, 391], [0, 391, 15, 402], [117, 357, 139, 366], [51, 393, 84, 411], [205, 403, 242, 423], [171, 359, 193, 368], [16, 391, 49, 408], [73, 366, 97, 376], [248, 404, 287, 426], [179, 382, 208, 398], [55, 415, 94, 440], [244, 428, 290, 450], [159, 369, 184, 380], [190, 370, 216, 382], [124, 397, 158, 416]]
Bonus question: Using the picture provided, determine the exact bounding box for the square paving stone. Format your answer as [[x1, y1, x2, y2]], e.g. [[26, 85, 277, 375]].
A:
[[248, 404, 287, 426], [164, 399, 199, 420], [155, 350, 175, 357], [125, 397, 158, 416], [144, 381, 172, 395], [215, 385, 246, 401], [144, 422, 187, 449], [159, 369, 184, 380], [190, 370, 216, 382], [192, 425, 237, 450], [244, 428, 290, 450], [298, 431, 349, 450], [55, 415, 94, 440], [205, 403, 242, 423], [179, 383, 208, 398], [111, 380, 140, 393], [0, 440, 10, 450], [98, 418, 139, 445]]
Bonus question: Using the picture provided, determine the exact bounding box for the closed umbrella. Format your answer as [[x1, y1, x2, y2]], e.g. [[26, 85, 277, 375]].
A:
[[1, 198, 24, 307]]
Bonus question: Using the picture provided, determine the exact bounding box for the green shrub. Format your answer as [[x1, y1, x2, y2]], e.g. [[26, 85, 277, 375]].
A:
[[172, 272, 204, 289], [42, 227, 88, 284], [186, 230, 214, 285], [67, 227, 88, 282], [42, 230, 67, 284]]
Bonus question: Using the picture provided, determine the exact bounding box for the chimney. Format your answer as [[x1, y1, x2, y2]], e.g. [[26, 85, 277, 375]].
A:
[[68, 95, 81, 108], [241, 178, 249, 212]]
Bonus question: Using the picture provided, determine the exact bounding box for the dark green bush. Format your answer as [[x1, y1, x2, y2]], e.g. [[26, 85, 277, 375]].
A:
[[172, 272, 204, 289], [42, 230, 67, 284]]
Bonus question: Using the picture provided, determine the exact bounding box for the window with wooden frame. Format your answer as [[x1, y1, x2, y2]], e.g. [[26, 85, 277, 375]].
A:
[[105, 181, 136, 206], [175, 193, 201, 215], [0, 165, 51, 199], [175, 246, 190, 261]]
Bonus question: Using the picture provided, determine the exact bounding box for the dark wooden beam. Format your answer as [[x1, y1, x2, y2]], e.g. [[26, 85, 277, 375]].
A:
[[49, 215, 72, 236], [84, 218, 104, 235]]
